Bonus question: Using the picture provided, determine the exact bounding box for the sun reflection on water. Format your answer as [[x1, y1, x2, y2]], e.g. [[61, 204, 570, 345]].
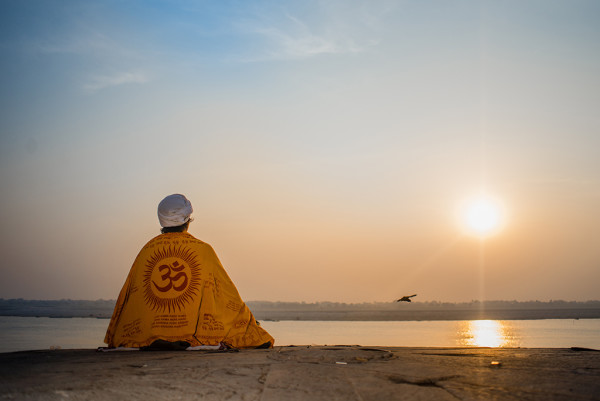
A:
[[458, 320, 518, 347]]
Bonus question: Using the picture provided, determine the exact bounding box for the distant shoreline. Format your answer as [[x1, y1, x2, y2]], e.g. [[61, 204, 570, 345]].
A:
[[1, 299, 599, 321], [252, 308, 600, 321]]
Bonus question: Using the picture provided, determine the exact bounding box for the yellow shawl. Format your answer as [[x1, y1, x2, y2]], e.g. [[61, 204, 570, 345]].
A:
[[104, 232, 274, 349]]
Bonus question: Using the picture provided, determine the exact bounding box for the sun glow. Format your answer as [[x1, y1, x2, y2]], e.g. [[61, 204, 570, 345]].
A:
[[458, 320, 516, 347], [459, 194, 505, 237]]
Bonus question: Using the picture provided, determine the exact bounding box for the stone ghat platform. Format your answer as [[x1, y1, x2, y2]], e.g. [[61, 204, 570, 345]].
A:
[[1, 346, 599, 400]]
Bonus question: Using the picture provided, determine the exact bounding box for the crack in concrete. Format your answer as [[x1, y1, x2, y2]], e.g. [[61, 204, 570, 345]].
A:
[[387, 374, 462, 387], [387, 375, 464, 400]]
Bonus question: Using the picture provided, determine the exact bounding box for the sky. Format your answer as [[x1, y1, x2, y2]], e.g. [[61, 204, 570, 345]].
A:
[[1, 0, 599, 303]]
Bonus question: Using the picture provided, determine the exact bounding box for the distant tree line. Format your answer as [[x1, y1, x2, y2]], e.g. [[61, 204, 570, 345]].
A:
[[1, 298, 599, 320], [246, 300, 600, 311], [0, 299, 116, 318]]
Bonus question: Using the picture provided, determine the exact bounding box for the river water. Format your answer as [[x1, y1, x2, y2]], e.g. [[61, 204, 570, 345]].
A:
[[0, 316, 598, 353]]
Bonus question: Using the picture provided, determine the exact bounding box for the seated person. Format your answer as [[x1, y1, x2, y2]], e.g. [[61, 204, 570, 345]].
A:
[[104, 194, 274, 349]]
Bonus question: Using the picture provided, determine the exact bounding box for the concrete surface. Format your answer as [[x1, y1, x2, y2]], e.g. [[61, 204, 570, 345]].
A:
[[1, 346, 598, 400]]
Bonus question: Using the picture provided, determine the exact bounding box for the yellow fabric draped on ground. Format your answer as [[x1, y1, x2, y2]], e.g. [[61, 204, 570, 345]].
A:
[[104, 232, 274, 349]]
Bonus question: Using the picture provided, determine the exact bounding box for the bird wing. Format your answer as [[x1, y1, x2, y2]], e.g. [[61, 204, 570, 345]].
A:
[[394, 294, 417, 302]]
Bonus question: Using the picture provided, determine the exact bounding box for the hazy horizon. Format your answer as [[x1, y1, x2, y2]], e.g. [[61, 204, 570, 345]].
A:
[[2, 298, 600, 304], [1, 1, 599, 303]]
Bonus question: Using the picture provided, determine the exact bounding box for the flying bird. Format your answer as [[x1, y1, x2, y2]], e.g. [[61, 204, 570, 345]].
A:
[[396, 294, 417, 302]]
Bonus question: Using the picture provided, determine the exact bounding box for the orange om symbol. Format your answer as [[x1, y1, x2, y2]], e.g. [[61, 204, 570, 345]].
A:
[[153, 261, 188, 293]]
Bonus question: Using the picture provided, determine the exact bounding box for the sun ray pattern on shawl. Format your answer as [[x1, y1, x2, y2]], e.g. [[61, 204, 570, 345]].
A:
[[142, 245, 202, 313]]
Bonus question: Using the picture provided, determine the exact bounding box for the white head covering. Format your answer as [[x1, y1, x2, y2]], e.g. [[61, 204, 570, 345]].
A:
[[157, 194, 193, 228]]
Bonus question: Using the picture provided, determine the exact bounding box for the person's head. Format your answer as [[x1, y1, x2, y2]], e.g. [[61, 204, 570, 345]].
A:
[[157, 194, 193, 234]]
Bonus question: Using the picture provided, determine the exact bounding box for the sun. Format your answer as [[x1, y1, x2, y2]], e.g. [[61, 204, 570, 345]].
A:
[[459, 194, 505, 237]]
